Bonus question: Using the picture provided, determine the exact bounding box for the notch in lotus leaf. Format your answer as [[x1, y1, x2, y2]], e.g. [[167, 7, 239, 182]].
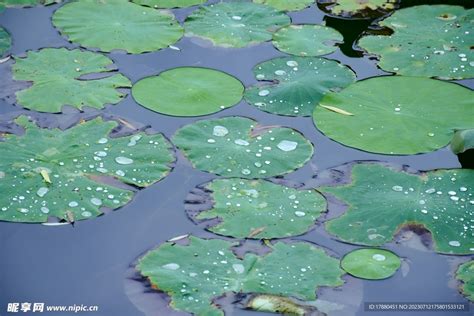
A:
[[11, 48, 131, 113], [358, 5, 474, 80], [186, 178, 327, 239], [136, 236, 344, 315], [53, 0, 184, 54], [319, 163, 474, 255], [184, 2, 290, 48], [172, 116, 314, 178], [0, 115, 174, 223]]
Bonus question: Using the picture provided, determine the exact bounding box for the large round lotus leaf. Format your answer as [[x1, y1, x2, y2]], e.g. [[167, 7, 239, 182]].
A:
[[253, 0, 314, 11], [12, 48, 131, 113], [0, 27, 11, 57], [317, 0, 398, 19], [272, 24, 343, 57], [184, 2, 290, 48], [131, 0, 204, 9], [320, 163, 474, 255], [341, 248, 401, 280], [358, 5, 474, 80], [314, 76, 474, 155], [451, 129, 474, 155], [245, 57, 355, 117], [137, 236, 344, 316], [193, 178, 326, 239], [132, 67, 243, 117], [172, 117, 313, 178], [52, 0, 183, 54], [456, 260, 474, 302], [0, 116, 174, 223]]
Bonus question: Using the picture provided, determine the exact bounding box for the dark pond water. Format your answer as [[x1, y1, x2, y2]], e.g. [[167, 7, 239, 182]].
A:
[[0, 1, 473, 315]]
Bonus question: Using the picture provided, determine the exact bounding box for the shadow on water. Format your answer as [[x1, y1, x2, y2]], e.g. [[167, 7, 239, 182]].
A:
[[0, 0, 472, 315]]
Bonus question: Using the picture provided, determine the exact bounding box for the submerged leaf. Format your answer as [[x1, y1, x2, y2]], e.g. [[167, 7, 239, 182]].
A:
[[358, 5, 474, 80], [0, 116, 174, 223], [172, 116, 314, 178], [272, 24, 343, 57], [12, 48, 131, 113], [314, 76, 474, 155], [0, 27, 11, 58], [191, 178, 326, 239], [320, 163, 474, 255], [245, 57, 355, 117], [341, 248, 401, 280], [53, 0, 183, 54], [456, 260, 474, 302], [137, 236, 344, 316], [184, 2, 290, 48], [132, 67, 243, 117]]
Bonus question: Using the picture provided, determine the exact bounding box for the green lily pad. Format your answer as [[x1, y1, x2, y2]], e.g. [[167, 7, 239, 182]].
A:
[[184, 2, 290, 48], [0, 27, 11, 57], [131, 0, 204, 9], [358, 5, 474, 80], [320, 163, 474, 255], [0, 115, 174, 223], [132, 67, 243, 117], [137, 236, 344, 316], [12, 48, 131, 113], [172, 116, 313, 178], [190, 178, 326, 239], [456, 260, 474, 302], [317, 0, 398, 19], [272, 24, 343, 57], [245, 57, 356, 117], [52, 0, 183, 54], [313, 76, 474, 155], [341, 248, 401, 280], [253, 0, 314, 11], [451, 129, 474, 155]]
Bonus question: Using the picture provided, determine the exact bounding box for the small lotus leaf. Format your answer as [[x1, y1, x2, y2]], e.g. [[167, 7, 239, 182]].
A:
[[0, 26, 11, 57], [184, 2, 290, 48], [320, 163, 474, 255], [317, 0, 399, 19], [456, 260, 474, 302], [341, 248, 401, 280], [245, 56, 355, 116], [132, 67, 243, 117], [172, 116, 313, 178], [0, 116, 174, 223], [313, 76, 474, 155], [53, 0, 183, 54]]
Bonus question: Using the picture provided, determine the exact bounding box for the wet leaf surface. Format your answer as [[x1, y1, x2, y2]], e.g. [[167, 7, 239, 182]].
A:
[[131, 0, 205, 9], [172, 116, 314, 178], [184, 2, 290, 48], [0, 115, 174, 223], [341, 248, 401, 280], [245, 56, 356, 117], [314, 76, 474, 155], [320, 163, 474, 255], [137, 236, 344, 316], [187, 178, 326, 239], [358, 5, 474, 79], [12, 48, 131, 113], [132, 67, 243, 117]]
